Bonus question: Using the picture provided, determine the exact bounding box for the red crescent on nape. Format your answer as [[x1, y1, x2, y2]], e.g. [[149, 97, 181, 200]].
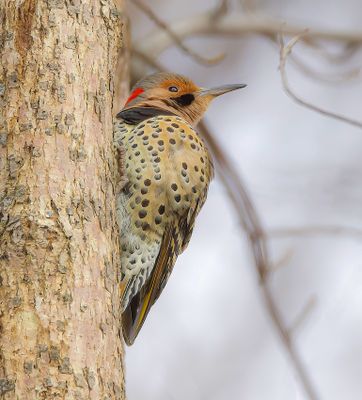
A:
[[125, 88, 144, 105]]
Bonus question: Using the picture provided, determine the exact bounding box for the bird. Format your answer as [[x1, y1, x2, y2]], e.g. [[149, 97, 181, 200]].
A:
[[114, 72, 246, 345]]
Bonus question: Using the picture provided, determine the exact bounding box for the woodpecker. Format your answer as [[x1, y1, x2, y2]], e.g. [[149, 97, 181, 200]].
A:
[[114, 72, 246, 345]]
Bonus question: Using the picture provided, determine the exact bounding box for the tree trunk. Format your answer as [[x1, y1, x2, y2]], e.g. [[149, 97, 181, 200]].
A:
[[0, 1, 128, 398]]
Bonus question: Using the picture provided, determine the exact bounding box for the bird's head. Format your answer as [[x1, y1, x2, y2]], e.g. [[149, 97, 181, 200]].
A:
[[116, 72, 246, 126]]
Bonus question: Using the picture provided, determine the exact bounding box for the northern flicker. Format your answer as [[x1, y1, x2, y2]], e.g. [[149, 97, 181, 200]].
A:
[[114, 72, 246, 345]]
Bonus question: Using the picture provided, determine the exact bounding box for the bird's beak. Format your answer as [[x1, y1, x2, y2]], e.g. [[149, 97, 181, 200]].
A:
[[198, 83, 247, 97]]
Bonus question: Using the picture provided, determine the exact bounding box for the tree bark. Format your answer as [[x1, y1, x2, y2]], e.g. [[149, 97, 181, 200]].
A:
[[0, 1, 128, 398]]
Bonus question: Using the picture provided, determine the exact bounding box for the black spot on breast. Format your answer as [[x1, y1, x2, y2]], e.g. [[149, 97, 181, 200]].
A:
[[169, 138, 176, 145], [139, 210, 147, 219], [171, 183, 178, 191], [144, 179, 151, 186], [141, 199, 149, 207], [158, 205, 165, 215]]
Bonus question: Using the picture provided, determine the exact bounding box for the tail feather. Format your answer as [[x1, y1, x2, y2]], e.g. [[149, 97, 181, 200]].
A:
[[121, 226, 175, 345]]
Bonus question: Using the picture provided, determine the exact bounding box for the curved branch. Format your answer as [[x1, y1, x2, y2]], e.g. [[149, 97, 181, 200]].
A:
[[137, 10, 362, 59], [199, 121, 320, 400], [132, 0, 225, 65], [269, 225, 362, 239], [279, 33, 362, 129]]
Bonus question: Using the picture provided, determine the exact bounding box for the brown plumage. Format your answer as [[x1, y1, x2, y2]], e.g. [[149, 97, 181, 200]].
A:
[[114, 72, 246, 345]]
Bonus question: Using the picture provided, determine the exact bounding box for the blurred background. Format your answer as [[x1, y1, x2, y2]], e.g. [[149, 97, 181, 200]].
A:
[[125, 1, 362, 399]]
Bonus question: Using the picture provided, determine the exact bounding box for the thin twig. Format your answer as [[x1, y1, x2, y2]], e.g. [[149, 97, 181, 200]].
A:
[[269, 225, 362, 239], [132, 0, 225, 65], [279, 33, 362, 129], [303, 39, 361, 63], [264, 34, 361, 84], [288, 296, 317, 335], [211, 0, 230, 20], [136, 10, 362, 60], [289, 52, 360, 84]]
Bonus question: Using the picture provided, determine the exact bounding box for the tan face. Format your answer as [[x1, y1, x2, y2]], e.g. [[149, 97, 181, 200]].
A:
[[125, 77, 208, 125], [122, 73, 246, 126]]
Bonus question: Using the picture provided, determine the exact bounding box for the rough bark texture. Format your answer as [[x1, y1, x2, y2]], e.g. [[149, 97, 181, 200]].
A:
[[0, 0, 128, 398]]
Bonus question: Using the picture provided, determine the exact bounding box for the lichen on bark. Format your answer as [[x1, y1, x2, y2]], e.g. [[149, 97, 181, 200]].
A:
[[0, 1, 128, 398]]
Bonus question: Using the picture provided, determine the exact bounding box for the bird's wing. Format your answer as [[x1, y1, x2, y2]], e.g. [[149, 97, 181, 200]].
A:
[[121, 194, 209, 345], [121, 224, 177, 345]]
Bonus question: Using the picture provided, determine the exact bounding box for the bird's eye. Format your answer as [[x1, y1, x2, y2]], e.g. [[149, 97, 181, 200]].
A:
[[168, 86, 178, 93]]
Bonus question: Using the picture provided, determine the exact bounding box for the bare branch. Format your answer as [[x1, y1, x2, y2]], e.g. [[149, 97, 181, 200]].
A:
[[269, 225, 362, 239], [136, 10, 362, 60], [288, 296, 317, 335], [132, 0, 225, 65], [211, 0, 230, 20], [279, 33, 362, 129], [288, 52, 361, 84], [263, 34, 361, 84], [198, 121, 320, 400], [271, 248, 295, 271], [303, 39, 361, 63]]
